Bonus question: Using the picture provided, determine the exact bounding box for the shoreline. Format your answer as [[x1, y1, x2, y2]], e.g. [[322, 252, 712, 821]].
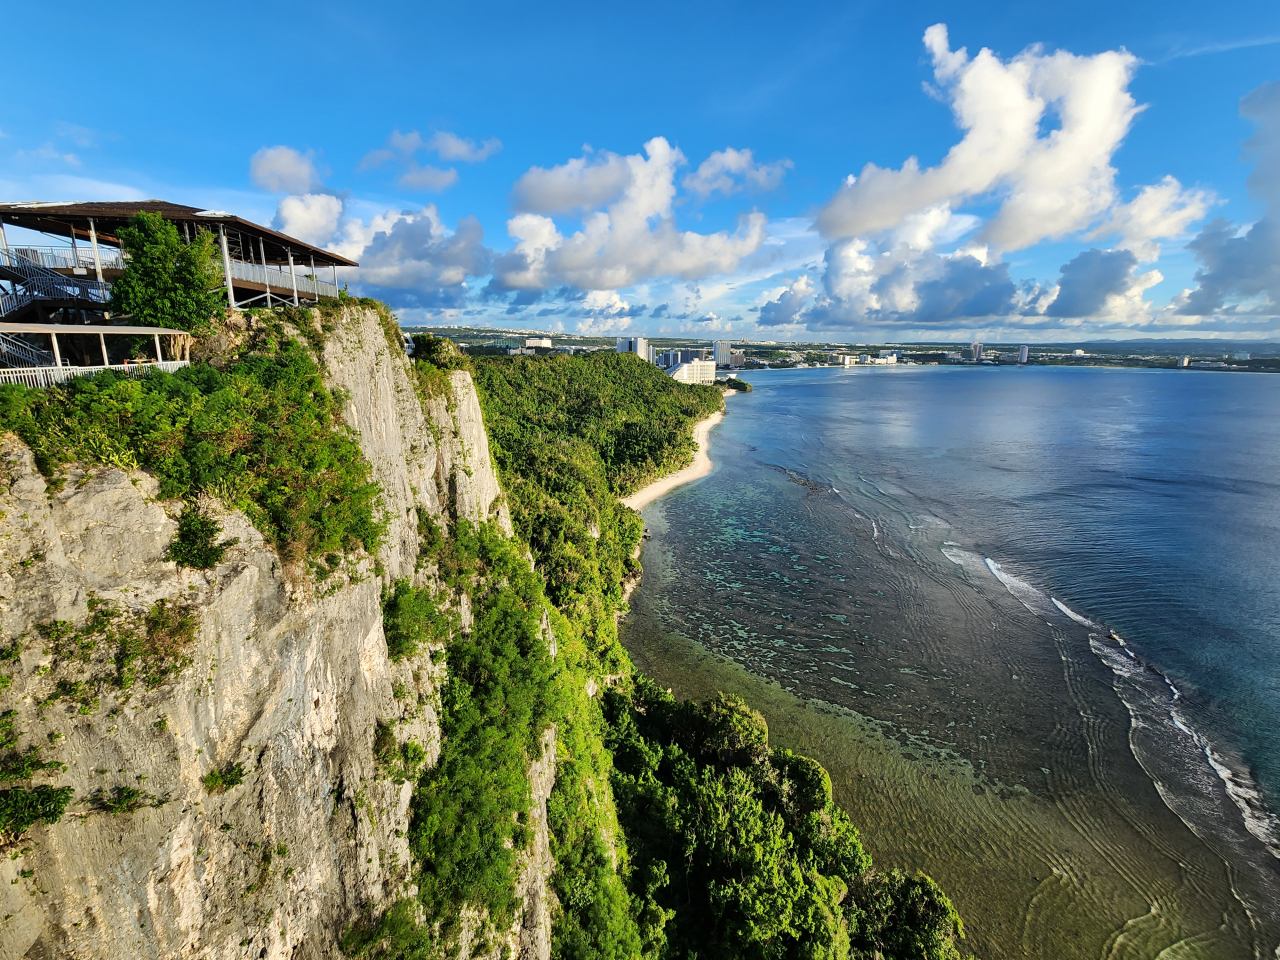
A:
[[621, 409, 724, 512]]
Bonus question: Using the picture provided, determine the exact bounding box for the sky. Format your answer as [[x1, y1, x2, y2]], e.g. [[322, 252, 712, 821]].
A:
[[3, 0, 1280, 342]]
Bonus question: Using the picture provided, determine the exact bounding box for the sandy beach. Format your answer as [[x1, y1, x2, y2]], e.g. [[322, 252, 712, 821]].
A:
[[622, 410, 724, 511]]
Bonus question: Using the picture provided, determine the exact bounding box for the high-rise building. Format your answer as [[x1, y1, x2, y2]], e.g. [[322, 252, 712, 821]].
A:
[[1018, 344, 1029, 364], [525, 337, 553, 349], [616, 337, 651, 363], [667, 359, 716, 385], [970, 341, 984, 362], [714, 341, 733, 367]]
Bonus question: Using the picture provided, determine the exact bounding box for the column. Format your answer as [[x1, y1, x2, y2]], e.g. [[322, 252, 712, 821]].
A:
[[88, 218, 105, 284], [0, 217, 8, 253], [287, 248, 300, 306], [332, 264, 339, 296], [99, 333, 109, 366], [50, 333, 62, 368], [218, 224, 236, 309], [154, 333, 163, 363], [259, 238, 272, 307]]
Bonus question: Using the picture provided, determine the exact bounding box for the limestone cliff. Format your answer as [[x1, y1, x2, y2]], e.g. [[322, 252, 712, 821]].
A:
[[0, 306, 545, 960]]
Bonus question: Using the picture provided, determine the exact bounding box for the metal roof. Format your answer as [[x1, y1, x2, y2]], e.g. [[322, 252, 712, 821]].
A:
[[0, 200, 357, 268], [0, 321, 190, 336]]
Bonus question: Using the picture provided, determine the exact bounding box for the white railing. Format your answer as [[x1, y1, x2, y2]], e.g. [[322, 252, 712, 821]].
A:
[[0, 360, 190, 389], [9, 245, 126, 273], [227, 260, 338, 300]]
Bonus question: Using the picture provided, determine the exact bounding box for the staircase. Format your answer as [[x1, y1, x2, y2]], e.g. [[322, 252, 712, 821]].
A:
[[0, 248, 111, 319], [0, 331, 55, 368]]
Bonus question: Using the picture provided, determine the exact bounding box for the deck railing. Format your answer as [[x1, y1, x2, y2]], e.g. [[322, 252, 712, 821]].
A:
[[9, 245, 126, 273], [227, 260, 338, 300], [0, 360, 190, 389]]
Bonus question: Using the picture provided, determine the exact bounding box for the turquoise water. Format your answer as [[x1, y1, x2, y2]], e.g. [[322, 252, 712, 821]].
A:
[[624, 364, 1280, 957]]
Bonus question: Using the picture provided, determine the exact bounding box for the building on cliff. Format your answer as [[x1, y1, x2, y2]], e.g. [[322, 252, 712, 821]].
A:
[[0, 200, 357, 324]]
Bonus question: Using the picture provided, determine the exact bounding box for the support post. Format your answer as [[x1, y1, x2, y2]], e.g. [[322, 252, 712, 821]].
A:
[[0, 217, 8, 253], [99, 333, 109, 366], [260, 238, 272, 307], [333, 263, 339, 296], [88, 217, 105, 284], [218, 224, 237, 309], [287, 248, 300, 306], [50, 333, 62, 368], [310, 255, 317, 300], [154, 333, 163, 362]]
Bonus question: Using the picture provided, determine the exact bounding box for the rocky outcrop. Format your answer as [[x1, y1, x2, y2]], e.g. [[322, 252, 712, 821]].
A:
[[0, 306, 546, 960]]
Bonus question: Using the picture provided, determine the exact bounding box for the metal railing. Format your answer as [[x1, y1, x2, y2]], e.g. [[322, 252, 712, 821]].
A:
[[227, 259, 338, 300], [0, 248, 111, 318], [0, 359, 190, 388], [10, 245, 125, 273], [0, 331, 55, 368]]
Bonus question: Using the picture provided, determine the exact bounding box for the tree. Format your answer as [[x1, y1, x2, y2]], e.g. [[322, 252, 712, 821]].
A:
[[109, 211, 224, 332]]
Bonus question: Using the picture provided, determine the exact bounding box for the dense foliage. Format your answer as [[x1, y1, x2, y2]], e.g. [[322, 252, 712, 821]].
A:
[[605, 680, 965, 960], [109, 211, 224, 332], [165, 506, 238, 569], [470, 351, 721, 653], [0, 338, 383, 566]]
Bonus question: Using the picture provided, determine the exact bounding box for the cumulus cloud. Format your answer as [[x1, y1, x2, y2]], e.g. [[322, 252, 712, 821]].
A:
[[1179, 79, 1280, 317], [334, 205, 490, 306], [17, 143, 79, 165], [495, 137, 768, 291], [575, 313, 634, 335], [758, 275, 814, 326], [250, 146, 321, 194], [359, 128, 498, 193], [683, 148, 792, 199], [817, 25, 1144, 251], [427, 131, 502, 163], [1089, 176, 1214, 260], [1045, 248, 1141, 316], [510, 152, 633, 213], [275, 194, 343, 246]]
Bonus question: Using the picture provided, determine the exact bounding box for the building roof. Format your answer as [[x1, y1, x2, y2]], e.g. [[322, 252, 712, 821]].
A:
[[0, 321, 190, 336], [0, 200, 357, 268]]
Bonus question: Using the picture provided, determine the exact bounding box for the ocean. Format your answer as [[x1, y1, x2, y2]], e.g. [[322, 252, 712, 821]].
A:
[[620, 364, 1280, 960]]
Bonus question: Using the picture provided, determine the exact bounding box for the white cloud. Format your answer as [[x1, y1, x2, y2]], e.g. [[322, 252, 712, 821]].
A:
[[275, 193, 343, 246], [1089, 176, 1215, 260], [509, 152, 633, 214], [816, 24, 1141, 252], [399, 165, 459, 191], [336, 205, 490, 303], [250, 146, 321, 194], [496, 137, 768, 291], [17, 143, 79, 166], [427, 131, 502, 163], [758, 274, 814, 326], [683, 148, 792, 199], [575, 314, 634, 335]]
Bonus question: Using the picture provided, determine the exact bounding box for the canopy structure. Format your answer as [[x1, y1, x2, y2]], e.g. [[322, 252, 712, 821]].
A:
[[0, 320, 193, 387], [0, 201, 356, 268], [0, 200, 358, 319]]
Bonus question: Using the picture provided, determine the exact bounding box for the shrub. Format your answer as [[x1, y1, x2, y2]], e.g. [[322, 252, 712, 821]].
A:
[[109, 211, 224, 332], [202, 762, 246, 794], [382, 580, 455, 661], [0, 340, 384, 566], [165, 506, 238, 569], [0, 785, 74, 839]]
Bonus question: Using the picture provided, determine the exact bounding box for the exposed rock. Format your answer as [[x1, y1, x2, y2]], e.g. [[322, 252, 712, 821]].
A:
[[0, 306, 547, 960]]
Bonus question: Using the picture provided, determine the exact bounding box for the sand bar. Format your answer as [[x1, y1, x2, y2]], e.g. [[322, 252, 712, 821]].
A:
[[622, 410, 724, 511]]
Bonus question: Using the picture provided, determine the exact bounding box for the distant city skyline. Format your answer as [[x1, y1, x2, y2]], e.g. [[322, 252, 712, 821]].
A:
[[2, 1, 1279, 341]]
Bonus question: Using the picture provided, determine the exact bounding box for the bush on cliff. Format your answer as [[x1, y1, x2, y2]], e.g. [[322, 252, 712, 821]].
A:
[[0, 339, 383, 566]]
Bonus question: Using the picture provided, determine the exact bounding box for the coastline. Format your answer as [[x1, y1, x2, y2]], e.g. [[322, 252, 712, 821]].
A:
[[621, 409, 724, 511]]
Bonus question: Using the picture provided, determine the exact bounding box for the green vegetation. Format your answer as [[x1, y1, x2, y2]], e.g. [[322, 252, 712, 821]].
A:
[[0, 337, 383, 567], [408, 521, 554, 935], [0, 786, 74, 841], [109, 211, 224, 332], [381, 579, 456, 661], [202, 763, 247, 794], [604, 680, 964, 960], [165, 506, 238, 569], [93, 784, 166, 815]]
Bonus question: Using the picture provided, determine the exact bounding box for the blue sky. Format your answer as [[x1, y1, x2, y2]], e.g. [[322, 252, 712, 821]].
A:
[[3, 0, 1279, 341]]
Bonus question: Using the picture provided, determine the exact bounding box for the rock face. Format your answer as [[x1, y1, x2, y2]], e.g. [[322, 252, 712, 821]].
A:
[[0, 307, 545, 960]]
